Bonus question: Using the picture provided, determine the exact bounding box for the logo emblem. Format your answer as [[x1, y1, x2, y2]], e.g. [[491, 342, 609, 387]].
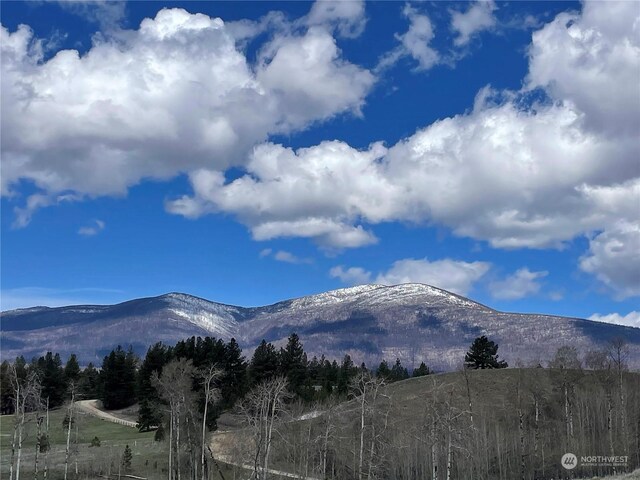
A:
[[561, 453, 578, 470]]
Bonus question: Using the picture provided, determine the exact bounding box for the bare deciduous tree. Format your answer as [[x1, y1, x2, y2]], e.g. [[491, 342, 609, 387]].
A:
[[63, 381, 78, 480], [8, 364, 41, 480], [198, 364, 223, 480], [239, 375, 290, 480], [153, 358, 197, 480]]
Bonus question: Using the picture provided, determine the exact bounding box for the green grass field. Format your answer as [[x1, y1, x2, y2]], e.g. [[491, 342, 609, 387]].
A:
[[0, 407, 242, 480]]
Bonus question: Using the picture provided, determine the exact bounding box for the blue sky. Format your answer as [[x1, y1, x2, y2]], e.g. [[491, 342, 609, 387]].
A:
[[1, 0, 639, 328]]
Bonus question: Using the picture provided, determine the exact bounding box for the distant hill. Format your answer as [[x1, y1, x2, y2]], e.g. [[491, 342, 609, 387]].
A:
[[2, 284, 639, 369]]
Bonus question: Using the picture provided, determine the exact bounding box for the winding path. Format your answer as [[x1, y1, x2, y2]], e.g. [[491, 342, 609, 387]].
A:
[[75, 399, 138, 428], [77, 399, 320, 479]]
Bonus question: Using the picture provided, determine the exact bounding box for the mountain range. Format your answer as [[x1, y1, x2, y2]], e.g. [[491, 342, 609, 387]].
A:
[[2, 284, 639, 370]]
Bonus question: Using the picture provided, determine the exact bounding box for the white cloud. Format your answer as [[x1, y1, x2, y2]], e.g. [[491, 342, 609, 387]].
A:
[[305, 0, 366, 38], [260, 248, 313, 264], [378, 5, 439, 72], [580, 221, 640, 299], [589, 311, 640, 329], [331, 258, 490, 296], [4, 2, 638, 299], [527, 1, 640, 136], [78, 219, 106, 236], [1, 5, 374, 224], [375, 258, 490, 295], [451, 0, 497, 46], [168, 2, 640, 297], [167, 142, 385, 248], [489, 268, 548, 300], [12, 192, 79, 228], [56, 1, 127, 31], [255, 27, 374, 129], [273, 250, 313, 264], [330, 266, 372, 285]]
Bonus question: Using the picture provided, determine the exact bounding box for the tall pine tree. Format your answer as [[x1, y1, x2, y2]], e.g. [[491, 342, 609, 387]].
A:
[[64, 354, 81, 384], [464, 335, 508, 369], [249, 340, 280, 385], [35, 352, 67, 408], [279, 333, 308, 397], [101, 346, 138, 409], [136, 342, 170, 431]]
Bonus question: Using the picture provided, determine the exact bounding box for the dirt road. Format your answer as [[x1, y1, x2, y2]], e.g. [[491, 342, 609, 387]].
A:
[[75, 399, 138, 428]]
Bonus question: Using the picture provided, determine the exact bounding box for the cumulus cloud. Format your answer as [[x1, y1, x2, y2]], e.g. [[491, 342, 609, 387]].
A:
[[1, 5, 375, 224], [330, 265, 372, 285], [305, 0, 366, 38], [375, 258, 490, 295], [78, 219, 105, 236], [168, 2, 639, 297], [261, 249, 313, 264], [331, 258, 490, 295], [580, 221, 640, 299], [589, 311, 640, 329], [377, 5, 439, 72], [4, 2, 638, 299], [451, 0, 497, 46], [527, 1, 640, 136], [167, 142, 385, 248], [489, 268, 548, 300], [57, 1, 127, 31], [255, 27, 374, 129]]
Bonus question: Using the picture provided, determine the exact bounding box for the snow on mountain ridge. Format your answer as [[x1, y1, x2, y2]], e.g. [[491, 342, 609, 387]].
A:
[[288, 284, 385, 309], [285, 283, 486, 311], [162, 292, 240, 337], [168, 309, 237, 337], [298, 283, 489, 310]]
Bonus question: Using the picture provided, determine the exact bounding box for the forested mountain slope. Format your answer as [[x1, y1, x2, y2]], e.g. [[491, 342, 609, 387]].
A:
[[2, 284, 639, 369]]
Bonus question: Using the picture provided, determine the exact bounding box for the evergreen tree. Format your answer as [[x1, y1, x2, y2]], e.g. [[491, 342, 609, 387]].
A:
[[0, 361, 13, 414], [138, 343, 172, 397], [64, 354, 81, 383], [101, 346, 138, 409], [464, 335, 508, 369], [136, 342, 171, 429], [154, 423, 166, 442], [376, 360, 391, 380], [390, 358, 409, 382], [249, 340, 280, 385], [80, 362, 100, 398], [337, 354, 355, 395], [221, 338, 247, 407], [137, 398, 163, 432], [35, 352, 67, 408], [39, 434, 50, 453], [122, 444, 133, 472], [412, 362, 431, 377], [279, 333, 308, 396]]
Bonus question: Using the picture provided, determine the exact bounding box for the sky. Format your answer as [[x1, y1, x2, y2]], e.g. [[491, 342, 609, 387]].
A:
[[1, 0, 639, 328]]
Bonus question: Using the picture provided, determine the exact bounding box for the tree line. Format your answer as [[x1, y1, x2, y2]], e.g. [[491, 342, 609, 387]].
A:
[[2, 333, 635, 480]]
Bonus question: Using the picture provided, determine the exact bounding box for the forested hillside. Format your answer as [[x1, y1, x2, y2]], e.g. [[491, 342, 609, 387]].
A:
[[2, 333, 637, 479]]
